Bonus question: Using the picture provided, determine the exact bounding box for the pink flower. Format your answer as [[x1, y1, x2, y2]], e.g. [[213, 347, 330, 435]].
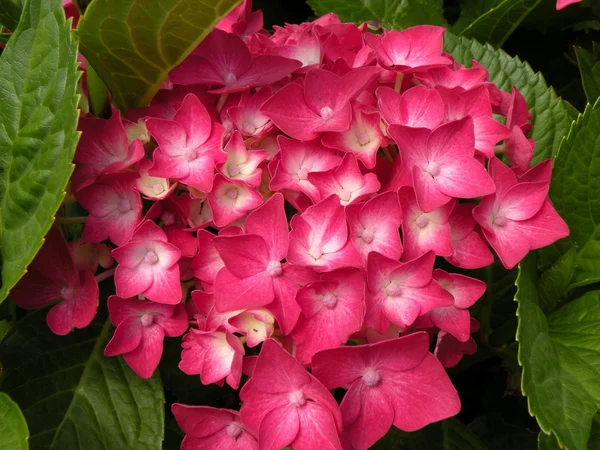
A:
[[445, 203, 494, 269], [311, 332, 461, 450], [172, 404, 258, 450], [365, 251, 453, 332], [413, 62, 490, 92], [179, 328, 245, 389], [308, 152, 380, 205], [170, 29, 302, 93], [435, 319, 479, 368], [269, 136, 341, 203], [261, 66, 380, 141], [346, 192, 403, 264], [389, 117, 496, 212], [376, 85, 444, 130], [473, 158, 569, 269], [322, 102, 385, 169], [556, 0, 582, 10], [76, 172, 142, 246], [212, 194, 315, 334], [288, 195, 362, 271], [229, 309, 276, 347], [72, 109, 144, 191], [217, 131, 268, 187], [398, 187, 454, 261], [291, 268, 365, 363], [11, 227, 99, 335], [146, 94, 225, 192], [428, 269, 486, 342], [207, 174, 264, 227], [104, 296, 188, 379], [112, 220, 182, 304], [134, 158, 177, 200], [364, 26, 452, 72], [226, 88, 274, 138], [240, 339, 343, 450], [436, 86, 511, 158]]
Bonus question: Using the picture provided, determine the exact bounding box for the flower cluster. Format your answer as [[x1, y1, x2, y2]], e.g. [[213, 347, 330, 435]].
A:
[[12, 1, 569, 449]]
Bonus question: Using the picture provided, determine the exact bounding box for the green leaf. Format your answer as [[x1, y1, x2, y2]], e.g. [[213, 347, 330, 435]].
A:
[[537, 246, 577, 313], [575, 44, 600, 104], [0, 0, 23, 31], [0, 392, 29, 450], [0, 0, 80, 302], [76, 0, 242, 110], [307, 0, 447, 28], [0, 308, 165, 449], [372, 418, 488, 449], [444, 33, 572, 165], [468, 413, 538, 450], [538, 416, 600, 449], [539, 99, 600, 286], [516, 253, 600, 450], [452, 0, 543, 48], [86, 63, 110, 118]]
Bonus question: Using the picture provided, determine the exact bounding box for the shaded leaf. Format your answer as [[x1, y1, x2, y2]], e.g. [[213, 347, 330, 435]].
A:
[[0, 308, 165, 450], [537, 246, 577, 313], [372, 418, 488, 449], [0, 392, 28, 450], [308, 0, 447, 28], [0, 0, 80, 302], [77, 0, 242, 110], [444, 33, 572, 165], [516, 253, 600, 450], [452, 0, 543, 48], [539, 100, 600, 286], [575, 44, 600, 104], [0, 0, 23, 31], [468, 413, 537, 450]]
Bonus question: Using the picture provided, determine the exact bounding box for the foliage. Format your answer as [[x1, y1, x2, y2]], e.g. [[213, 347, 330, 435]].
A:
[[76, 0, 242, 110], [2, 0, 600, 449], [0, 0, 80, 303]]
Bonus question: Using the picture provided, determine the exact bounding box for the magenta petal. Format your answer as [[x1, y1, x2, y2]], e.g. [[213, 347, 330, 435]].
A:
[[269, 275, 302, 336], [213, 234, 270, 278], [214, 268, 274, 312], [105, 316, 143, 356], [500, 181, 548, 221], [342, 384, 394, 450], [387, 354, 461, 431], [245, 193, 289, 261], [252, 339, 311, 394], [293, 403, 342, 450], [430, 307, 472, 342], [46, 271, 99, 335], [261, 82, 324, 141], [123, 324, 165, 379], [259, 405, 299, 450], [399, 85, 445, 129]]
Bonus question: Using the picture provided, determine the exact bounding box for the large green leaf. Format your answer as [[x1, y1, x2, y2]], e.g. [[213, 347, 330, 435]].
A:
[[575, 44, 600, 105], [0, 0, 80, 302], [372, 418, 488, 450], [0, 308, 165, 450], [444, 33, 572, 166], [77, 0, 242, 110], [307, 0, 447, 28], [468, 413, 538, 450], [452, 0, 543, 48], [0, 0, 23, 31], [0, 392, 29, 450], [516, 253, 600, 450], [539, 100, 600, 285]]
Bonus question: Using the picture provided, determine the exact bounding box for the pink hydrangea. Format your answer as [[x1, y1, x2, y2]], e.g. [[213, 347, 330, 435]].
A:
[[24, 6, 572, 448]]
